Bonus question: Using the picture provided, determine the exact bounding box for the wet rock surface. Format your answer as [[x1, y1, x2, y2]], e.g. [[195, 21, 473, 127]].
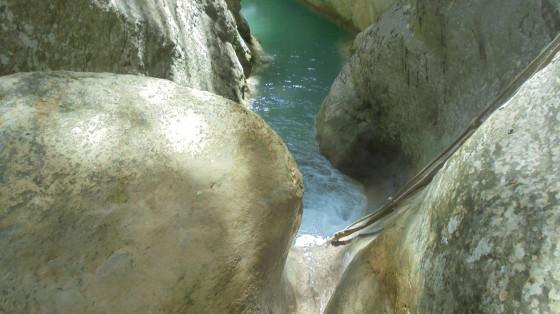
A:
[[0, 71, 303, 313]]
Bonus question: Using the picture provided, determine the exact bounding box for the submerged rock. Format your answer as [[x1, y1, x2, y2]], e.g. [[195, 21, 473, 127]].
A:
[[297, 0, 393, 32], [325, 50, 560, 313], [316, 0, 560, 182], [0, 72, 303, 313], [0, 0, 255, 102]]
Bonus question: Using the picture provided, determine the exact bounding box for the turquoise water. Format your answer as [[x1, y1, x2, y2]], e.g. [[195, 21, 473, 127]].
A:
[[241, 0, 366, 243]]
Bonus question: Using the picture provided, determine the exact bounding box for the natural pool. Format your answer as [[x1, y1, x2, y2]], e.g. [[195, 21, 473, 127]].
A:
[[241, 0, 367, 245]]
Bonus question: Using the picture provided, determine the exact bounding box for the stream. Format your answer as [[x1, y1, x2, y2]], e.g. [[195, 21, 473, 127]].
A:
[[241, 0, 367, 245]]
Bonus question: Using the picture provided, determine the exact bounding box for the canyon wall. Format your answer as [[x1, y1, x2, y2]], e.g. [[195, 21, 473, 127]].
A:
[[316, 0, 560, 182], [0, 0, 255, 102]]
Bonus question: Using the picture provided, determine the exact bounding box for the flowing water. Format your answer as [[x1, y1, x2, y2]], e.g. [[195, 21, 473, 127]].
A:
[[241, 0, 367, 245]]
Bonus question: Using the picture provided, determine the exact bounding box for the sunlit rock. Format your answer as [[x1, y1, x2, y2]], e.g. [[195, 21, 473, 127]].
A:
[[0, 0, 255, 102], [0, 71, 303, 312], [325, 50, 560, 313]]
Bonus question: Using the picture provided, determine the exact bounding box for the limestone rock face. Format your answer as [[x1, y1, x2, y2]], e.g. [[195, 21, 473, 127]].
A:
[[0, 0, 255, 102], [298, 0, 393, 31], [0, 72, 303, 313], [316, 0, 560, 180], [325, 51, 560, 313]]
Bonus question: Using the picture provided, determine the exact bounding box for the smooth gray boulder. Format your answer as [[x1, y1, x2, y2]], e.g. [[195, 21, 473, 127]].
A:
[[0, 71, 303, 313], [316, 0, 560, 182], [0, 0, 255, 102], [325, 50, 560, 313]]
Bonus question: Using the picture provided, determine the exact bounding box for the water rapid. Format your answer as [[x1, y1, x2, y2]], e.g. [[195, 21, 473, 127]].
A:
[[241, 0, 367, 245]]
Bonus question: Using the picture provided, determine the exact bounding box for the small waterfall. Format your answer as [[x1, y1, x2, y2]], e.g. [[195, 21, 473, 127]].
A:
[[241, 0, 366, 245]]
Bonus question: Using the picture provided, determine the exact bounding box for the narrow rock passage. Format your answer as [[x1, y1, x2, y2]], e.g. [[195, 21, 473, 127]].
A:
[[241, 0, 365, 244], [240, 2, 370, 311]]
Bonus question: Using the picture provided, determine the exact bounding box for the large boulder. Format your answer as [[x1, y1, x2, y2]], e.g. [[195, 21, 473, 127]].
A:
[[316, 0, 560, 182], [298, 0, 394, 31], [0, 0, 255, 102], [0, 72, 303, 313], [325, 50, 560, 313]]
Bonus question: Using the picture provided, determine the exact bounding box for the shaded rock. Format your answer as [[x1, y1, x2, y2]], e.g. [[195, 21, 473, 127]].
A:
[[316, 0, 560, 183], [297, 0, 394, 32], [0, 0, 255, 102], [0, 72, 303, 313], [225, 0, 252, 43], [325, 50, 560, 313]]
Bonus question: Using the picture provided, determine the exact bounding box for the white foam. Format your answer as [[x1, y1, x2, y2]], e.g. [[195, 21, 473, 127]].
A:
[[294, 234, 327, 247]]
